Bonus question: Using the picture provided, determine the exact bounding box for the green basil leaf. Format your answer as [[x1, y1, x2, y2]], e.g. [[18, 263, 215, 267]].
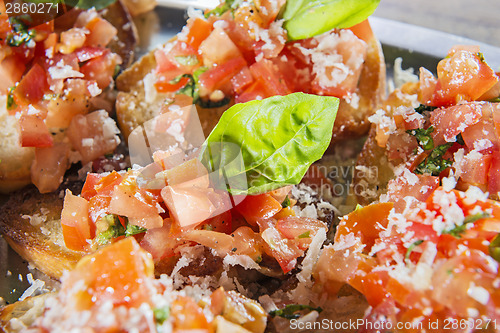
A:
[[281, 195, 291, 208], [76, 0, 116, 10], [199, 93, 338, 195], [283, 0, 380, 40], [154, 306, 170, 324]]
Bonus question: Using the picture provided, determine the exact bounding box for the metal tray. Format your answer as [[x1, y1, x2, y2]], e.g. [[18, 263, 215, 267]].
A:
[[2, 5, 500, 306]]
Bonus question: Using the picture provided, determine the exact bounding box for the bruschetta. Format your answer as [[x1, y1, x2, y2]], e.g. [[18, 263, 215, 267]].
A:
[[116, 0, 385, 143], [354, 46, 500, 205], [0, 0, 138, 194]]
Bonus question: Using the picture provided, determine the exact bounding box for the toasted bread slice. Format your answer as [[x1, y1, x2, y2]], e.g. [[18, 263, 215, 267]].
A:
[[0, 180, 86, 279], [0, 293, 53, 333]]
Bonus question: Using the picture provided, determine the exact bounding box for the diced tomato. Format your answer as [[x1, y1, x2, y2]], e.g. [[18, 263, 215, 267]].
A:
[[419, 67, 438, 105], [74, 46, 107, 63], [184, 17, 213, 50], [154, 72, 189, 93], [19, 114, 53, 148], [161, 185, 216, 228], [198, 56, 247, 97], [462, 106, 498, 153], [14, 63, 47, 105], [108, 173, 163, 229], [140, 218, 182, 260], [171, 296, 210, 330], [386, 174, 439, 212], [88, 194, 112, 225], [231, 66, 253, 94], [61, 190, 93, 251], [335, 202, 393, 251], [260, 222, 303, 273], [249, 59, 290, 96], [460, 152, 492, 185], [0, 55, 26, 94], [199, 26, 243, 67], [488, 152, 500, 197], [430, 102, 484, 146], [0, 1, 10, 35], [200, 210, 232, 234], [235, 193, 282, 225], [276, 216, 327, 250], [236, 78, 269, 103], [84, 16, 117, 47], [65, 237, 154, 308], [31, 142, 70, 193], [66, 110, 121, 164], [82, 171, 123, 200], [80, 51, 121, 89], [348, 19, 375, 43], [431, 50, 499, 106]]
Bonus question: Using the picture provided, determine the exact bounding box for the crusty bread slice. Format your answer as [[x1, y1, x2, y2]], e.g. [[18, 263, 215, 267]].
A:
[[0, 293, 53, 333], [0, 180, 86, 279]]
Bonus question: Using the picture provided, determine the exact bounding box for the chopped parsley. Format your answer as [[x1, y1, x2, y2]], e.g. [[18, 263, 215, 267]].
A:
[[414, 104, 437, 114], [281, 195, 291, 208], [405, 239, 423, 260], [154, 306, 170, 324], [94, 215, 147, 244], [6, 18, 36, 47], [489, 233, 500, 262], [7, 86, 17, 110], [269, 304, 323, 320], [406, 126, 435, 151], [443, 212, 490, 238], [174, 67, 208, 104], [204, 0, 242, 18], [298, 231, 310, 239], [414, 142, 453, 176], [476, 52, 485, 63]]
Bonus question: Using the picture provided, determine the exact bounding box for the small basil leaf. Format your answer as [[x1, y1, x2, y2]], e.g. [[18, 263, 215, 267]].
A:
[[443, 212, 490, 238], [76, 0, 116, 10], [199, 93, 338, 195], [281, 195, 291, 208], [405, 239, 423, 260], [283, 0, 380, 40]]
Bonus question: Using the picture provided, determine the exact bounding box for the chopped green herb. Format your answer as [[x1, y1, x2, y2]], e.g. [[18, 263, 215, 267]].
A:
[[197, 97, 231, 109], [298, 231, 310, 239], [175, 55, 199, 67], [231, 247, 237, 252], [202, 224, 214, 231], [443, 212, 490, 238], [270, 304, 323, 320], [405, 240, 423, 260], [414, 142, 453, 176], [154, 306, 170, 324], [354, 204, 363, 211], [414, 104, 437, 114], [204, 0, 242, 18], [476, 52, 485, 63], [174, 67, 208, 104], [76, 0, 117, 10], [7, 86, 17, 110], [489, 233, 500, 262], [407, 126, 435, 151], [281, 195, 291, 208], [125, 224, 148, 237], [255, 255, 262, 263], [94, 215, 147, 244]]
